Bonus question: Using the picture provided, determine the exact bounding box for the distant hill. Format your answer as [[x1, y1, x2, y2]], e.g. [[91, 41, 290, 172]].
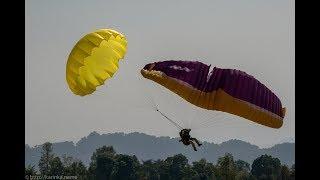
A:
[[25, 132, 295, 169]]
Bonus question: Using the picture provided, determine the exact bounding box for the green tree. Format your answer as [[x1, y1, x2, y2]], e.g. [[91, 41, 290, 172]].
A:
[[251, 155, 281, 180], [25, 165, 37, 176], [216, 153, 236, 180], [182, 165, 197, 180], [49, 156, 64, 175], [165, 154, 189, 180], [139, 160, 160, 180], [88, 146, 116, 180], [235, 171, 256, 180], [62, 154, 74, 167], [234, 160, 251, 180], [38, 142, 54, 175], [63, 159, 88, 180], [290, 164, 295, 180], [96, 154, 115, 180], [235, 160, 250, 173], [192, 159, 216, 180], [92, 146, 116, 162], [279, 165, 291, 180], [111, 154, 140, 180], [156, 159, 170, 180]]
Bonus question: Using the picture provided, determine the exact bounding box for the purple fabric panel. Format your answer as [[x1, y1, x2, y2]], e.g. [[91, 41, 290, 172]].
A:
[[276, 96, 280, 114], [199, 64, 209, 90], [144, 60, 283, 117], [271, 93, 275, 113]]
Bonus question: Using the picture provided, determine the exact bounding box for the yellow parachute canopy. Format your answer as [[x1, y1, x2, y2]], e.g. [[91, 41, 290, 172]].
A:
[[66, 29, 127, 96]]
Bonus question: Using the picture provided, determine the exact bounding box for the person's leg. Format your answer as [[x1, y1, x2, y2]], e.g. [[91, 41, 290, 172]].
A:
[[190, 138, 202, 146], [189, 141, 197, 151]]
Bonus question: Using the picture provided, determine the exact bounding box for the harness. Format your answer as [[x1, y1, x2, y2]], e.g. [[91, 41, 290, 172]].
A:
[[180, 129, 191, 142]]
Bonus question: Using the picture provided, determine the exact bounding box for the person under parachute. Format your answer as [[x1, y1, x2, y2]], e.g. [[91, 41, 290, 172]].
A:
[[179, 128, 202, 151], [156, 109, 202, 151]]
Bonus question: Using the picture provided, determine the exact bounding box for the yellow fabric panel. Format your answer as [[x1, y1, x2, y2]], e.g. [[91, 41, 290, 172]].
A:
[[208, 91, 216, 110], [66, 29, 127, 96], [192, 90, 200, 107], [204, 92, 212, 109], [141, 70, 283, 128], [76, 40, 96, 55], [84, 33, 104, 46], [211, 90, 283, 128], [186, 87, 196, 104]]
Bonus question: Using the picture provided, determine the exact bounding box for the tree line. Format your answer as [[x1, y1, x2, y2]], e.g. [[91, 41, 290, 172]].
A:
[[25, 142, 295, 180]]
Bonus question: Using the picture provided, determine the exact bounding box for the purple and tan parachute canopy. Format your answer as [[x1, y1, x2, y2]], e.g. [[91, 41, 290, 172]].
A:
[[141, 60, 285, 129]]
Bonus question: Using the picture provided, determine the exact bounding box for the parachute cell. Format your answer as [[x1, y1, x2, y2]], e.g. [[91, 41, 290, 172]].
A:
[[66, 29, 127, 96], [141, 60, 285, 128]]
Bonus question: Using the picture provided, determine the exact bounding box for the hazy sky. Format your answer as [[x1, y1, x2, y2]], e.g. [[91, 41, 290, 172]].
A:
[[26, 0, 294, 148]]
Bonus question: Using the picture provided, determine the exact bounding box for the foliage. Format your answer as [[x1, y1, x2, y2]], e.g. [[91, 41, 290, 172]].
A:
[[251, 154, 282, 180], [38, 142, 54, 175], [25, 164, 37, 176], [31, 143, 295, 180]]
